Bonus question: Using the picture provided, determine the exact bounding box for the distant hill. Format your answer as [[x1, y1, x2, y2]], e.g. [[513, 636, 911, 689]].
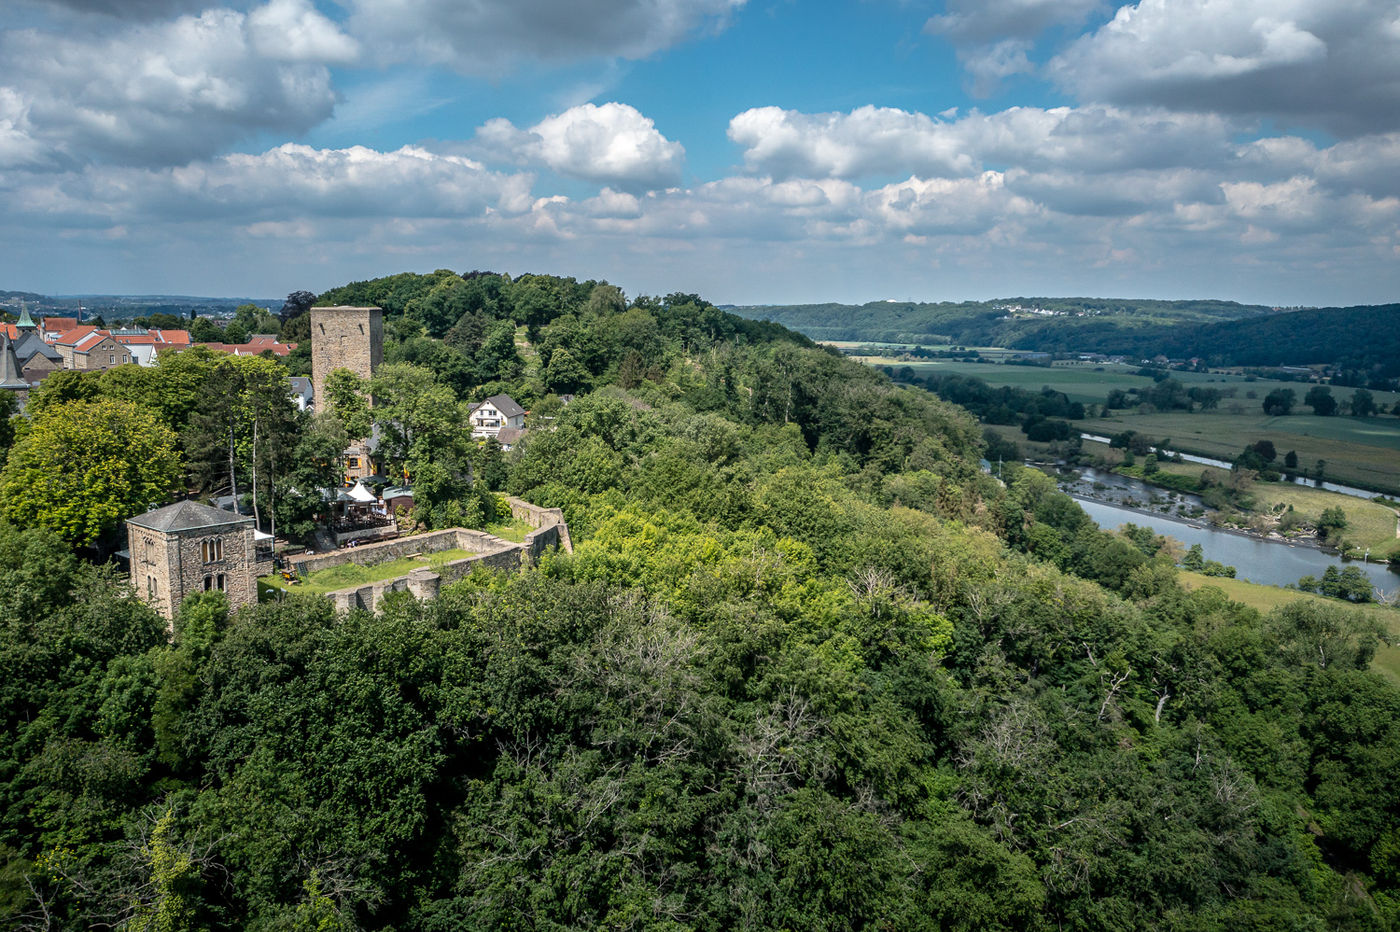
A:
[[728, 297, 1276, 346], [1133, 304, 1400, 374], [731, 298, 1399, 375], [0, 290, 279, 320]]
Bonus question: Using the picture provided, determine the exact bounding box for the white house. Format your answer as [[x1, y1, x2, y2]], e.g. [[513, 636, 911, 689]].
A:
[[288, 376, 313, 411], [469, 394, 525, 439]]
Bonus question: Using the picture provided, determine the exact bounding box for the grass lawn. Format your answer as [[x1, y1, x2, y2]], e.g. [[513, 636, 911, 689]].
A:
[[484, 517, 533, 542], [1177, 571, 1400, 686], [1078, 411, 1400, 494], [1249, 485, 1399, 557], [263, 546, 479, 595]]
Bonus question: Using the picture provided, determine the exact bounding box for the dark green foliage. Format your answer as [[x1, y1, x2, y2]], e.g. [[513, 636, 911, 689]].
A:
[[1263, 388, 1296, 415], [2, 273, 1398, 931]]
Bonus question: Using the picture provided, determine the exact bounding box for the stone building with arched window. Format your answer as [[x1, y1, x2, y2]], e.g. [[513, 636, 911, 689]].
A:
[[127, 500, 275, 621]]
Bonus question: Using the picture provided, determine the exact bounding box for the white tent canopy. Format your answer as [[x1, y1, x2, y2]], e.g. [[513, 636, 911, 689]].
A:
[[340, 480, 377, 504]]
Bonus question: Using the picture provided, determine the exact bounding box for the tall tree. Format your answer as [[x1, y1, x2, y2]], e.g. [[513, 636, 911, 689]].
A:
[[1349, 388, 1377, 417], [0, 399, 181, 547], [280, 290, 316, 324], [1304, 385, 1337, 416]]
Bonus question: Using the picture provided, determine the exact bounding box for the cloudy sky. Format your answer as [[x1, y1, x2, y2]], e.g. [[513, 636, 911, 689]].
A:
[[1, 0, 1397, 306]]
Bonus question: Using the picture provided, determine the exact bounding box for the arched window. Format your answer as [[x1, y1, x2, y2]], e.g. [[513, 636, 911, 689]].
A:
[[202, 538, 223, 562]]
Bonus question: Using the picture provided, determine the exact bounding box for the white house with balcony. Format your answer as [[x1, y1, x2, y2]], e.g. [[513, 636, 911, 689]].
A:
[[469, 394, 525, 439]]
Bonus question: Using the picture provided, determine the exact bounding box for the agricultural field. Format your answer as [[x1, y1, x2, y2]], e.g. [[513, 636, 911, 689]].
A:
[[1178, 571, 1400, 685], [860, 356, 1400, 409], [1079, 411, 1400, 493]]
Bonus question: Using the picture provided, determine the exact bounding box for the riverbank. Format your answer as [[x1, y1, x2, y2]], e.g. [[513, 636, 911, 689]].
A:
[[1068, 449, 1400, 563]]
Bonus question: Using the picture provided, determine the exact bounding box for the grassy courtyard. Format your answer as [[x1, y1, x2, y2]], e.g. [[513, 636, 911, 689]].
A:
[[262, 547, 479, 595]]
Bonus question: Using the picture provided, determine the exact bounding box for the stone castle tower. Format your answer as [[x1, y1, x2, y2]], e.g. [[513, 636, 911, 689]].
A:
[[128, 500, 274, 621], [311, 305, 383, 406], [311, 306, 383, 482]]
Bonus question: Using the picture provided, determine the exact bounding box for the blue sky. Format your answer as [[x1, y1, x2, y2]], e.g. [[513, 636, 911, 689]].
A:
[[1, 0, 1397, 308]]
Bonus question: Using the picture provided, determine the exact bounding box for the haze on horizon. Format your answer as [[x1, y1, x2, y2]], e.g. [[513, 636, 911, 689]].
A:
[[1, 0, 1396, 309]]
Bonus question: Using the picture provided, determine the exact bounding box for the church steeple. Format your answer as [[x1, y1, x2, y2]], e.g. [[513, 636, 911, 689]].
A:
[[0, 334, 28, 391], [14, 303, 36, 331]]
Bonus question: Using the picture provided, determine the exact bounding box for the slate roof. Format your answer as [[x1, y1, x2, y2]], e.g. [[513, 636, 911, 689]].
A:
[[0, 336, 26, 389], [474, 393, 524, 418], [13, 332, 60, 364], [127, 500, 254, 532]]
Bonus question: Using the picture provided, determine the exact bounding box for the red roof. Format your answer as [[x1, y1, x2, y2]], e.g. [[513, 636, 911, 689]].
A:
[[112, 329, 191, 348], [0, 324, 18, 341], [151, 329, 191, 345], [53, 325, 99, 347], [42, 316, 78, 332], [73, 331, 116, 353]]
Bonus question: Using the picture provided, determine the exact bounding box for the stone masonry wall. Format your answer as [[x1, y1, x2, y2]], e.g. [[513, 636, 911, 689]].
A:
[[326, 544, 523, 613], [280, 496, 572, 614], [507, 496, 574, 555], [310, 306, 383, 411], [288, 527, 511, 576], [131, 523, 268, 621]]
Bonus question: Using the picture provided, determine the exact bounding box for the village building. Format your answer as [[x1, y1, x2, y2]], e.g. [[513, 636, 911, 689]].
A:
[[311, 305, 383, 484], [52, 327, 133, 371], [469, 394, 525, 439], [40, 316, 79, 343], [0, 335, 30, 400], [196, 335, 296, 358], [288, 376, 314, 411], [112, 328, 192, 366], [12, 332, 62, 384], [126, 500, 275, 621]]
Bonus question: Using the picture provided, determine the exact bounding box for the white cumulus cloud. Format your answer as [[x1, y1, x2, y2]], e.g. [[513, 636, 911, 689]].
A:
[[1050, 0, 1400, 135], [0, 5, 353, 167], [248, 0, 360, 64], [728, 104, 1239, 181], [473, 102, 684, 192]]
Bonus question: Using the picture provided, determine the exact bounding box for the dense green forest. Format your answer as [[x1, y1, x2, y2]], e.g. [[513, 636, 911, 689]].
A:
[[727, 298, 1273, 346], [733, 299, 1400, 378], [2, 271, 1399, 930]]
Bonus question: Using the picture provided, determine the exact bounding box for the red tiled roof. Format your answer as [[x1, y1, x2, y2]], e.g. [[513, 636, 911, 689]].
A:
[[0, 324, 18, 341], [53, 325, 99, 347], [150, 329, 191, 345], [73, 331, 116, 353], [42, 316, 78, 332]]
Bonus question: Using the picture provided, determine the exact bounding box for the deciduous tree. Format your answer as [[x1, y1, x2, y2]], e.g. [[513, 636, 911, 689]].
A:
[[0, 399, 181, 547]]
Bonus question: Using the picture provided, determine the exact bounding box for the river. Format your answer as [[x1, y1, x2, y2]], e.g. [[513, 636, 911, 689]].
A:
[[1064, 476, 1400, 594]]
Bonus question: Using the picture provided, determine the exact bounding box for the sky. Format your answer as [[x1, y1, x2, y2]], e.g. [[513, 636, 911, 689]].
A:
[[1, 0, 1397, 307]]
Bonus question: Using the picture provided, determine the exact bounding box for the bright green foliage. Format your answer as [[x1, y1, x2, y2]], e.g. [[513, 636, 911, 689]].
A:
[[0, 398, 181, 546], [322, 368, 371, 441], [127, 809, 199, 932]]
